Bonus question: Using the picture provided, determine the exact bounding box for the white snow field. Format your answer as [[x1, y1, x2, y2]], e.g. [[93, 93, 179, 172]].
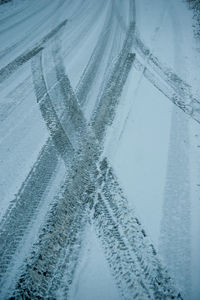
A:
[[0, 0, 199, 299]]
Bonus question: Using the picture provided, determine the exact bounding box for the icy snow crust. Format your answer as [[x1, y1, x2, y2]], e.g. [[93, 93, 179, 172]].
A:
[[0, 0, 199, 299]]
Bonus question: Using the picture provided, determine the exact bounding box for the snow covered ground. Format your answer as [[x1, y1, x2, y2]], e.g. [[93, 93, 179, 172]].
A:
[[0, 0, 199, 299]]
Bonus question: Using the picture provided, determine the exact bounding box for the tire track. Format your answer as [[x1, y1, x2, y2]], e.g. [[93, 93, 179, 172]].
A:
[[93, 192, 182, 299], [134, 34, 191, 96], [0, 6, 184, 299], [0, 20, 70, 288], [132, 34, 200, 123], [14, 30, 181, 299], [0, 12, 109, 294], [91, 22, 135, 143], [12, 169, 88, 299], [50, 42, 91, 149], [11, 29, 135, 298], [133, 56, 200, 124], [12, 23, 181, 299], [48, 39, 141, 299], [73, 22, 181, 298], [0, 19, 67, 84], [0, 10, 112, 289], [89, 0, 130, 115], [95, 158, 182, 299], [93, 192, 153, 299], [0, 139, 58, 282], [12, 136, 100, 298]]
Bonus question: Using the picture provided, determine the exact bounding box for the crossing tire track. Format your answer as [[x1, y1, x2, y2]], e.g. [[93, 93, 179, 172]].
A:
[[0, 5, 184, 298], [12, 139, 100, 299], [50, 27, 182, 297], [15, 29, 181, 299], [11, 26, 135, 297], [0, 12, 112, 288]]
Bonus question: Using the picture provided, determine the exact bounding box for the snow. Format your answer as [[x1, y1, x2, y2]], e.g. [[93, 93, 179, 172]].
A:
[[0, 0, 199, 299]]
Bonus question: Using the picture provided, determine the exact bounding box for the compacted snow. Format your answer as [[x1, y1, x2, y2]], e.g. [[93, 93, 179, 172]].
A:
[[0, 0, 199, 299]]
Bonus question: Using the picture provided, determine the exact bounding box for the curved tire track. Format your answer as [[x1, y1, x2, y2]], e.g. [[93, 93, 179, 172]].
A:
[[14, 28, 181, 299], [11, 26, 135, 299]]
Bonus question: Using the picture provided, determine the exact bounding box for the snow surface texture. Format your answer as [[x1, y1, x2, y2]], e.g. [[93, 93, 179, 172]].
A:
[[0, 0, 199, 299]]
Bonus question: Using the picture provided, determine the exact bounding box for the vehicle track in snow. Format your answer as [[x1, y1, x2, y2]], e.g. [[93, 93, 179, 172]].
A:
[[8, 22, 182, 299], [91, 23, 135, 142], [91, 0, 135, 117], [0, 20, 72, 287], [10, 24, 135, 299], [94, 158, 182, 300], [0, 5, 117, 293], [0, 0, 196, 298], [48, 37, 181, 299], [0, 5, 117, 286], [50, 15, 184, 299], [132, 34, 200, 123]]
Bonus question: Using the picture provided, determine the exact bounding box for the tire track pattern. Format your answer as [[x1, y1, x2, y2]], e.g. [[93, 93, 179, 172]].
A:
[[11, 26, 135, 299], [0, 20, 69, 288], [0, 12, 114, 289], [12, 24, 182, 300], [52, 25, 182, 299], [91, 22, 135, 142], [0, 9, 186, 300]]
